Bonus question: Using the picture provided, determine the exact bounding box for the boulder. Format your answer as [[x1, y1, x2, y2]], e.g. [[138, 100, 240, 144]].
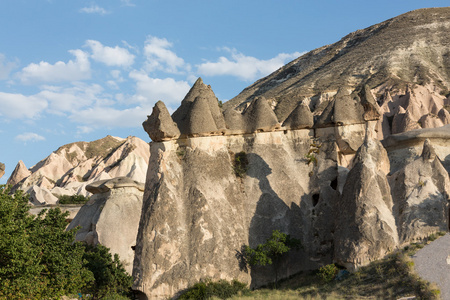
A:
[[334, 135, 398, 270], [389, 139, 450, 244], [333, 88, 365, 125], [67, 177, 144, 274], [143, 101, 180, 142], [282, 101, 314, 129]]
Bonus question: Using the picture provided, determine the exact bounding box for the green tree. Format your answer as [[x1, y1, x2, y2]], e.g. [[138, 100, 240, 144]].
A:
[[0, 185, 133, 299], [83, 244, 133, 299], [244, 230, 301, 285], [0, 185, 93, 299]]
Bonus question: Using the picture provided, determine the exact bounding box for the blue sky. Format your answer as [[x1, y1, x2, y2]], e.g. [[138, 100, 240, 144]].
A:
[[0, 0, 448, 183]]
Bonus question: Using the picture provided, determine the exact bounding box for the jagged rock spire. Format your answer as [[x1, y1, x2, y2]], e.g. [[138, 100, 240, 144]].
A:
[[421, 139, 436, 161], [7, 160, 31, 187], [360, 85, 381, 121], [143, 101, 180, 142], [282, 101, 314, 129], [172, 77, 226, 136]]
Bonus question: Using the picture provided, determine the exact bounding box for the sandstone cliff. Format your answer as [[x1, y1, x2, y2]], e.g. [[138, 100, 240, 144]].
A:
[[7, 135, 149, 205], [0, 163, 5, 179]]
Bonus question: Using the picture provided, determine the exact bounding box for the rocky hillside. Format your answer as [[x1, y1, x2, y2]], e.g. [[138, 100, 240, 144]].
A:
[[7, 135, 149, 205], [224, 7, 450, 139], [132, 8, 450, 299]]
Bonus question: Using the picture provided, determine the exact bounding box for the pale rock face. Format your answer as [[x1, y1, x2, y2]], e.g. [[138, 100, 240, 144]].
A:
[[143, 101, 180, 142], [334, 136, 398, 270], [389, 139, 450, 244], [7, 136, 149, 206], [27, 185, 59, 205], [0, 162, 5, 179], [133, 129, 339, 299], [67, 177, 144, 274], [7, 160, 31, 186]]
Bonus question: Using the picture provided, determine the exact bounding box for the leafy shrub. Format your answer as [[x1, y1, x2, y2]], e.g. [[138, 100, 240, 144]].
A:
[[317, 264, 338, 283], [179, 279, 248, 300], [243, 230, 301, 284], [0, 185, 132, 300], [83, 244, 133, 299], [0, 185, 94, 299], [233, 151, 249, 178], [58, 194, 90, 204]]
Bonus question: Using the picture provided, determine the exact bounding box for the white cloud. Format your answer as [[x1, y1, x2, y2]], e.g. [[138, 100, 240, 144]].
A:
[[129, 70, 190, 107], [120, 0, 135, 7], [144, 36, 189, 74], [37, 83, 107, 114], [197, 48, 303, 81], [0, 92, 47, 119], [79, 5, 110, 15], [15, 132, 46, 142], [19, 49, 91, 84], [0, 54, 17, 80], [85, 40, 135, 67]]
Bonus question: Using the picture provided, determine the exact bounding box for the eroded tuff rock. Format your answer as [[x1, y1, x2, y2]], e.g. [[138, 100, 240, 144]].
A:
[[133, 128, 340, 298], [143, 101, 180, 142], [7, 160, 31, 187], [7, 136, 149, 205], [172, 78, 226, 136], [282, 101, 314, 130], [334, 135, 398, 270], [243, 96, 280, 132], [0, 162, 5, 179], [389, 139, 450, 244], [68, 177, 144, 274]]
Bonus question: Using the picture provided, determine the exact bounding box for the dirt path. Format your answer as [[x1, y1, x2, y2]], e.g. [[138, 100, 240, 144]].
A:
[[412, 233, 450, 300]]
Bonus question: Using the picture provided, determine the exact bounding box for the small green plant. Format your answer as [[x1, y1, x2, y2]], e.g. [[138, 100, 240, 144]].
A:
[[218, 100, 223, 108], [179, 279, 249, 300], [305, 143, 321, 165], [176, 149, 186, 159], [233, 152, 249, 178], [418, 179, 425, 188], [244, 230, 301, 284], [58, 194, 90, 204], [317, 264, 338, 283]]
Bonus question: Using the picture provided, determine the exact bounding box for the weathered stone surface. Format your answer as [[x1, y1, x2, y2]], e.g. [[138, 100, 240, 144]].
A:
[[27, 185, 59, 205], [282, 101, 314, 129], [7, 160, 31, 187], [133, 130, 338, 299], [187, 96, 220, 135], [223, 108, 246, 133], [0, 162, 4, 179], [68, 177, 144, 274], [143, 101, 180, 142], [360, 85, 381, 121], [172, 78, 225, 136], [334, 88, 365, 126], [6, 136, 149, 206], [243, 97, 280, 132], [334, 136, 398, 270], [382, 124, 450, 174], [389, 139, 450, 244]]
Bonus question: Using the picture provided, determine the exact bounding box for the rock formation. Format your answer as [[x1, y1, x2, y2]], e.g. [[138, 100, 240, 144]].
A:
[[67, 177, 145, 274], [0, 162, 4, 179], [143, 101, 180, 142], [223, 7, 450, 139], [389, 139, 450, 244], [334, 135, 398, 270], [7, 136, 149, 205]]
